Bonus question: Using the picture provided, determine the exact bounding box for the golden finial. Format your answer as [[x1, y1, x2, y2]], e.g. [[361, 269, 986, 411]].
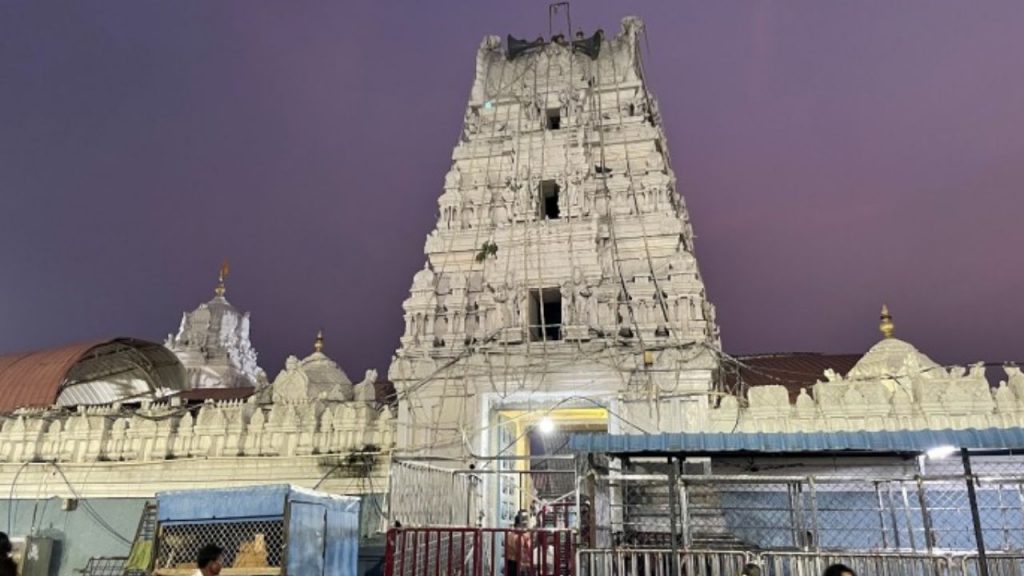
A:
[[314, 330, 324, 353], [879, 304, 894, 339], [215, 259, 230, 297]]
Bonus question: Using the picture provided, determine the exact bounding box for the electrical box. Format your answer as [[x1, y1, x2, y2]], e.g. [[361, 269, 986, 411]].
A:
[[21, 536, 54, 576]]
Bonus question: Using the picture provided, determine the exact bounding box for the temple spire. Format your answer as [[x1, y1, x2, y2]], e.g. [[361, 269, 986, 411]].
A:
[[314, 330, 324, 353], [879, 304, 894, 339], [215, 259, 230, 297]]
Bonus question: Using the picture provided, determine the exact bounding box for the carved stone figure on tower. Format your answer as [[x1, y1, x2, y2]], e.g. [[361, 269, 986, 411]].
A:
[[567, 268, 594, 325], [412, 263, 436, 293], [488, 280, 515, 330], [445, 167, 462, 191]]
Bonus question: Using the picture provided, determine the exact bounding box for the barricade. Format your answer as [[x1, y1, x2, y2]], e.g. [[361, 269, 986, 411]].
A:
[[761, 551, 959, 576], [577, 548, 749, 576], [577, 549, 1024, 576], [384, 526, 576, 576]]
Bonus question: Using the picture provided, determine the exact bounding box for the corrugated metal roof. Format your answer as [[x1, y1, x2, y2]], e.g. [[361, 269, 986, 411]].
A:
[[569, 428, 1024, 455], [0, 338, 185, 412], [0, 341, 104, 411], [156, 484, 360, 522]]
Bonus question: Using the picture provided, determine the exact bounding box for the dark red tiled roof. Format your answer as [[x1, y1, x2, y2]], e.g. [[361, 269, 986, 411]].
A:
[[723, 352, 863, 402]]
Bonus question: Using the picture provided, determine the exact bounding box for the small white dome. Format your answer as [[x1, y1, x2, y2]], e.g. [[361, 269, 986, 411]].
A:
[[847, 338, 942, 381], [300, 351, 354, 393]]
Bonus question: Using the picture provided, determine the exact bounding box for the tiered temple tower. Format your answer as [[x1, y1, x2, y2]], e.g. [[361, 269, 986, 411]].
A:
[[165, 263, 266, 389], [388, 17, 720, 461]]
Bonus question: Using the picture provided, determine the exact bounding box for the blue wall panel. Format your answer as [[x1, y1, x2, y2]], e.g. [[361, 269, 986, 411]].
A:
[[0, 497, 144, 576], [286, 501, 326, 576], [324, 497, 361, 576]]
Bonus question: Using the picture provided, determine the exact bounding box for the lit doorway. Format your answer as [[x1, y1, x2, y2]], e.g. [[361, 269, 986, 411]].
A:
[[492, 408, 607, 527]]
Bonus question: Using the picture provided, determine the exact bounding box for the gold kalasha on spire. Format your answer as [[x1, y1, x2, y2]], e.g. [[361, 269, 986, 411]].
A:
[[314, 330, 324, 353], [879, 304, 894, 339], [215, 259, 230, 297]]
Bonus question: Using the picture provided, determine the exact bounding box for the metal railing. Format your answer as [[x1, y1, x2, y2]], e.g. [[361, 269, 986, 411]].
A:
[[577, 549, 1024, 576], [388, 460, 475, 527], [78, 556, 127, 576], [384, 456, 1024, 574], [385, 527, 576, 576], [589, 466, 1024, 553]]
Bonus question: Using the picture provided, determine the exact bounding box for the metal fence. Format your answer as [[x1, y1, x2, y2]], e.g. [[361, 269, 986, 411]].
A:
[[577, 549, 1024, 576], [154, 518, 285, 571], [383, 455, 1024, 575], [79, 556, 127, 576], [586, 455, 1024, 554], [388, 458, 579, 530], [388, 460, 476, 527], [384, 527, 576, 576]]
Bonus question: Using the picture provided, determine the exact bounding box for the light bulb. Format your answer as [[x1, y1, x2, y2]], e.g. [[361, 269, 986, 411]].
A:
[[537, 417, 555, 435], [926, 445, 957, 460]]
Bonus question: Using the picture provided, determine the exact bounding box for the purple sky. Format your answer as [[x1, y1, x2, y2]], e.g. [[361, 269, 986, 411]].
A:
[[2, 1, 1022, 379]]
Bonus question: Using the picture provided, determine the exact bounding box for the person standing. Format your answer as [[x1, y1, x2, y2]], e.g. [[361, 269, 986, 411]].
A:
[[504, 512, 533, 576], [194, 544, 224, 576], [0, 532, 18, 576]]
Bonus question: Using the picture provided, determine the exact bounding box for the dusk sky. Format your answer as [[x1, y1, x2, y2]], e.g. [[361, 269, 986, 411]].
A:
[[2, 1, 1022, 379]]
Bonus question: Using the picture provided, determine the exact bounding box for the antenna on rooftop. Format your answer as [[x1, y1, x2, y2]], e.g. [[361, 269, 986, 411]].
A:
[[549, 2, 572, 41]]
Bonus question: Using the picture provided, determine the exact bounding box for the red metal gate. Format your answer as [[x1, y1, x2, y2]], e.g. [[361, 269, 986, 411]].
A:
[[384, 527, 576, 576]]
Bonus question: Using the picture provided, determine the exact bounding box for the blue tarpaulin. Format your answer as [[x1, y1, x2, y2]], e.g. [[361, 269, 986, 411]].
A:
[[568, 427, 1024, 455], [157, 484, 291, 523]]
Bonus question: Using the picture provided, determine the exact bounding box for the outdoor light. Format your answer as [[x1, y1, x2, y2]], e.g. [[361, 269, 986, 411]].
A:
[[538, 417, 556, 434], [926, 445, 957, 460]]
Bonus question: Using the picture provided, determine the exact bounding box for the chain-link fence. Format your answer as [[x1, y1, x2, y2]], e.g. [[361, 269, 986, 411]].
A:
[[578, 549, 1024, 576], [584, 454, 1024, 554], [154, 518, 285, 570]]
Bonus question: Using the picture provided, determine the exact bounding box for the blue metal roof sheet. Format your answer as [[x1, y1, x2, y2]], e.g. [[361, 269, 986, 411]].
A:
[[568, 428, 1024, 454], [156, 484, 360, 523], [157, 484, 291, 522]]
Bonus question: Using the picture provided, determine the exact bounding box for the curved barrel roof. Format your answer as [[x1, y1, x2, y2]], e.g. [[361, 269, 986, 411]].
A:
[[0, 338, 185, 412]]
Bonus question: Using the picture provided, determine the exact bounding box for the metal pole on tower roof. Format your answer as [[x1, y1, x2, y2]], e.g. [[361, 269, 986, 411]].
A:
[[549, 2, 571, 40]]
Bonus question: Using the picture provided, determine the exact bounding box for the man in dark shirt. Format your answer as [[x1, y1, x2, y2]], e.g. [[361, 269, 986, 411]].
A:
[[0, 532, 18, 576]]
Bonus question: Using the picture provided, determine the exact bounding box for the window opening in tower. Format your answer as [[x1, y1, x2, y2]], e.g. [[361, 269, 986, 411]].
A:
[[545, 107, 561, 130], [539, 180, 560, 220], [529, 288, 562, 342]]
